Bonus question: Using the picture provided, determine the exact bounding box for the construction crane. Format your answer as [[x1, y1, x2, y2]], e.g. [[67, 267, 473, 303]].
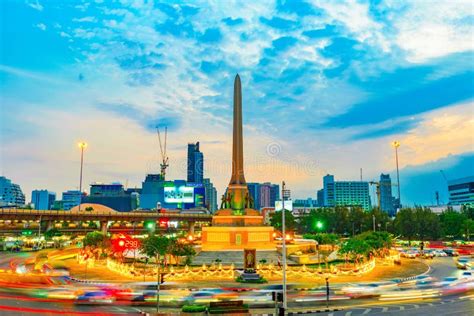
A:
[[156, 126, 169, 180], [369, 181, 398, 209]]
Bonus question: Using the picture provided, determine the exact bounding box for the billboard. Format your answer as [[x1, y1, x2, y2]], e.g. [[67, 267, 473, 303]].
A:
[[275, 200, 293, 211], [164, 186, 194, 203]]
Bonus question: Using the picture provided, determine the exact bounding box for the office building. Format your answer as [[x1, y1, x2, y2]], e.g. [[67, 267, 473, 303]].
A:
[[247, 182, 280, 210], [203, 178, 218, 212], [379, 174, 396, 216], [319, 174, 371, 211], [317, 189, 324, 207], [82, 182, 139, 212], [187, 142, 204, 184], [293, 198, 318, 208], [0, 176, 25, 207], [62, 190, 83, 210], [140, 174, 205, 210], [90, 183, 124, 196], [448, 176, 474, 206], [247, 183, 261, 210], [31, 190, 56, 210]]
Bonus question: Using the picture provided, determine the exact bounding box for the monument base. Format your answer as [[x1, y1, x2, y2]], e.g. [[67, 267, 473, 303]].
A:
[[201, 226, 275, 251]]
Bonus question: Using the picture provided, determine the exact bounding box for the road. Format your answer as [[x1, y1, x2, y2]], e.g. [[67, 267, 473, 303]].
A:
[[0, 255, 471, 315]]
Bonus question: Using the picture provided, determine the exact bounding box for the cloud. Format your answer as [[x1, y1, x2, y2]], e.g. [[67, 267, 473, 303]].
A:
[[35, 23, 46, 31], [72, 16, 98, 23], [28, 0, 43, 11], [350, 118, 419, 141], [222, 17, 244, 26]]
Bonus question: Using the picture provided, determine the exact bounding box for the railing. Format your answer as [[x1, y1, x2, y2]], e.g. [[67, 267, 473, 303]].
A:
[[0, 208, 212, 220]]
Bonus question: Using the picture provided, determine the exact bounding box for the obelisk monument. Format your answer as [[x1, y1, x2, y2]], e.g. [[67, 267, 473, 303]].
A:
[[201, 74, 274, 250], [227, 74, 249, 214]]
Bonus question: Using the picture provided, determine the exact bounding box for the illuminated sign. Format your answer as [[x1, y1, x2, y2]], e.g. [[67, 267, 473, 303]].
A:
[[164, 186, 194, 203], [275, 200, 293, 211], [112, 235, 141, 252]]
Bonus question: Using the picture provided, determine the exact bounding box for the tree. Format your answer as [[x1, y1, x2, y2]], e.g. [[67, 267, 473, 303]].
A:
[[460, 219, 474, 241], [339, 237, 371, 265], [44, 228, 62, 240], [394, 208, 417, 242], [85, 206, 94, 212], [270, 210, 297, 232], [140, 235, 171, 312], [440, 209, 466, 239], [83, 231, 109, 259], [168, 238, 196, 265], [84, 231, 107, 247]]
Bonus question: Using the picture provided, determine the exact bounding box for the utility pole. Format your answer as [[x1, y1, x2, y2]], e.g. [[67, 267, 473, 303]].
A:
[[280, 181, 287, 315], [78, 142, 87, 213], [392, 141, 401, 207], [373, 214, 376, 232]]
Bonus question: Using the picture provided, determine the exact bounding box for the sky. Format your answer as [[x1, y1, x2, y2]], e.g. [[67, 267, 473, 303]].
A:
[[0, 0, 473, 206]]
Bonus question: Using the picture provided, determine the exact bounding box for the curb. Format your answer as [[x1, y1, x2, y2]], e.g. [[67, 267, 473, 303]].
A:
[[393, 261, 432, 283], [289, 308, 344, 315]]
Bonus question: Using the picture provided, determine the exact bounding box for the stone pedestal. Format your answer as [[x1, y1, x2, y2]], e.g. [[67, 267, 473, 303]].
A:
[[201, 226, 274, 251]]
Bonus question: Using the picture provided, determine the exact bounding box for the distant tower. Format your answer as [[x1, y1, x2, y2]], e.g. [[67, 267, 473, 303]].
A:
[[187, 142, 204, 183]]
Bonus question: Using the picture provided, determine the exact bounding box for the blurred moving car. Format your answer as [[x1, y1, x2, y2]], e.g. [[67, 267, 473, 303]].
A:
[[75, 291, 115, 304], [432, 250, 448, 257], [456, 258, 471, 270], [443, 248, 459, 256]]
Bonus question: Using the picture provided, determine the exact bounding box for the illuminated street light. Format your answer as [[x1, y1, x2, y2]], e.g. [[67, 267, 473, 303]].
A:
[[316, 221, 323, 230], [392, 141, 401, 208]]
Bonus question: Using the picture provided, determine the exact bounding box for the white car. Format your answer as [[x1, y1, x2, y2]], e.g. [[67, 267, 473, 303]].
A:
[[433, 250, 448, 257]]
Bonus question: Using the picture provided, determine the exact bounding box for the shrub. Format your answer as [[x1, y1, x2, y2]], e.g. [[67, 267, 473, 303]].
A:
[[182, 305, 207, 313]]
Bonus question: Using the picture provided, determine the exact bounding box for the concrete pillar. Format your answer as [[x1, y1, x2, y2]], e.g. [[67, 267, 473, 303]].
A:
[[46, 220, 54, 231], [188, 221, 195, 236], [100, 221, 108, 235]]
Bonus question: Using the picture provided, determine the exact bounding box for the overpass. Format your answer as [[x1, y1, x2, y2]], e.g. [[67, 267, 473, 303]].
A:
[[0, 208, 212, 235]]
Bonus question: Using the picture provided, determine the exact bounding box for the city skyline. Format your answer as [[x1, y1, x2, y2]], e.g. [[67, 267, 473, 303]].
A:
[[1, 1, 473, 205]]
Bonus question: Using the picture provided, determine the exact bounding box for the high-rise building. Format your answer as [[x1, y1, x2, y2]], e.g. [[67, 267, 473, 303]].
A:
[[319, 174, 371, 210], [203, 178, 218, 212], [323, 175, 335, 207], [246, 182, 280, 210], [448, 176, 474, 206], [379, 174, 396, 216], [82, 182, 139, 212], [317, 189, 324, 207], [140, 174, 205, 210], [62, 190, 83, 210], [90, 183, 124, 196], [247, 183, 261, 210], [140, 174, 165, 209], [187, 142, 204, 184], [0, 176, 25, 207], [31, 190, 56, 210]]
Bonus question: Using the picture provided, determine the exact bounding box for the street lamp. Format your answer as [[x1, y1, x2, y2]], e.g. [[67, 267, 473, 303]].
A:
[[392, 141, 401, 208], [281, 181, 287, 315], [78, 142, 87, 212]]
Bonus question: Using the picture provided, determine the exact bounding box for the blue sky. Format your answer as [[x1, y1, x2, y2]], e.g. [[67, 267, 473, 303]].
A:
[[1, 0, 473, 206]]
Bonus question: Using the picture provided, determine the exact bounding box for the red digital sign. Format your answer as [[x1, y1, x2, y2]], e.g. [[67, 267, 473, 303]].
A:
[[112, 235, 140, 252]]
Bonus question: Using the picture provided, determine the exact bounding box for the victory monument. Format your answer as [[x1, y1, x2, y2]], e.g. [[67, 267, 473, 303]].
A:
[[201, 75, 275, 250]]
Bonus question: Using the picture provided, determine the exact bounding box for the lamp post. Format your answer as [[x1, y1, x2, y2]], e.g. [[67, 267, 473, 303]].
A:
[[392, 141, 401, 208], [280, 181, 287, 315], [78, 142, 87, 213]]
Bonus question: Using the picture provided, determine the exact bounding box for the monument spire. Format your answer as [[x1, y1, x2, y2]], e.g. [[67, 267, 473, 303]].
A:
[[230, 74, 246, 185]]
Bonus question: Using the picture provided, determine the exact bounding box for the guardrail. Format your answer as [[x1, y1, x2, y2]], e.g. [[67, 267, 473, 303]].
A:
[[0, 208, 213, 220]]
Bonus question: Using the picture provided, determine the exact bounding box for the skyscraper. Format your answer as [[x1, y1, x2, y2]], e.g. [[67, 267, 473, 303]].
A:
[[203, 178, 218, 212], [320, 174, 371, 211], [187, 142, 204, 183], [379, 174, 396, 216], [0, 176, 25, 207], [246, 182, 280, 210], [247, 183, 261, 210], [31, 190, 56, 210], [62, 190, 83, 210]]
